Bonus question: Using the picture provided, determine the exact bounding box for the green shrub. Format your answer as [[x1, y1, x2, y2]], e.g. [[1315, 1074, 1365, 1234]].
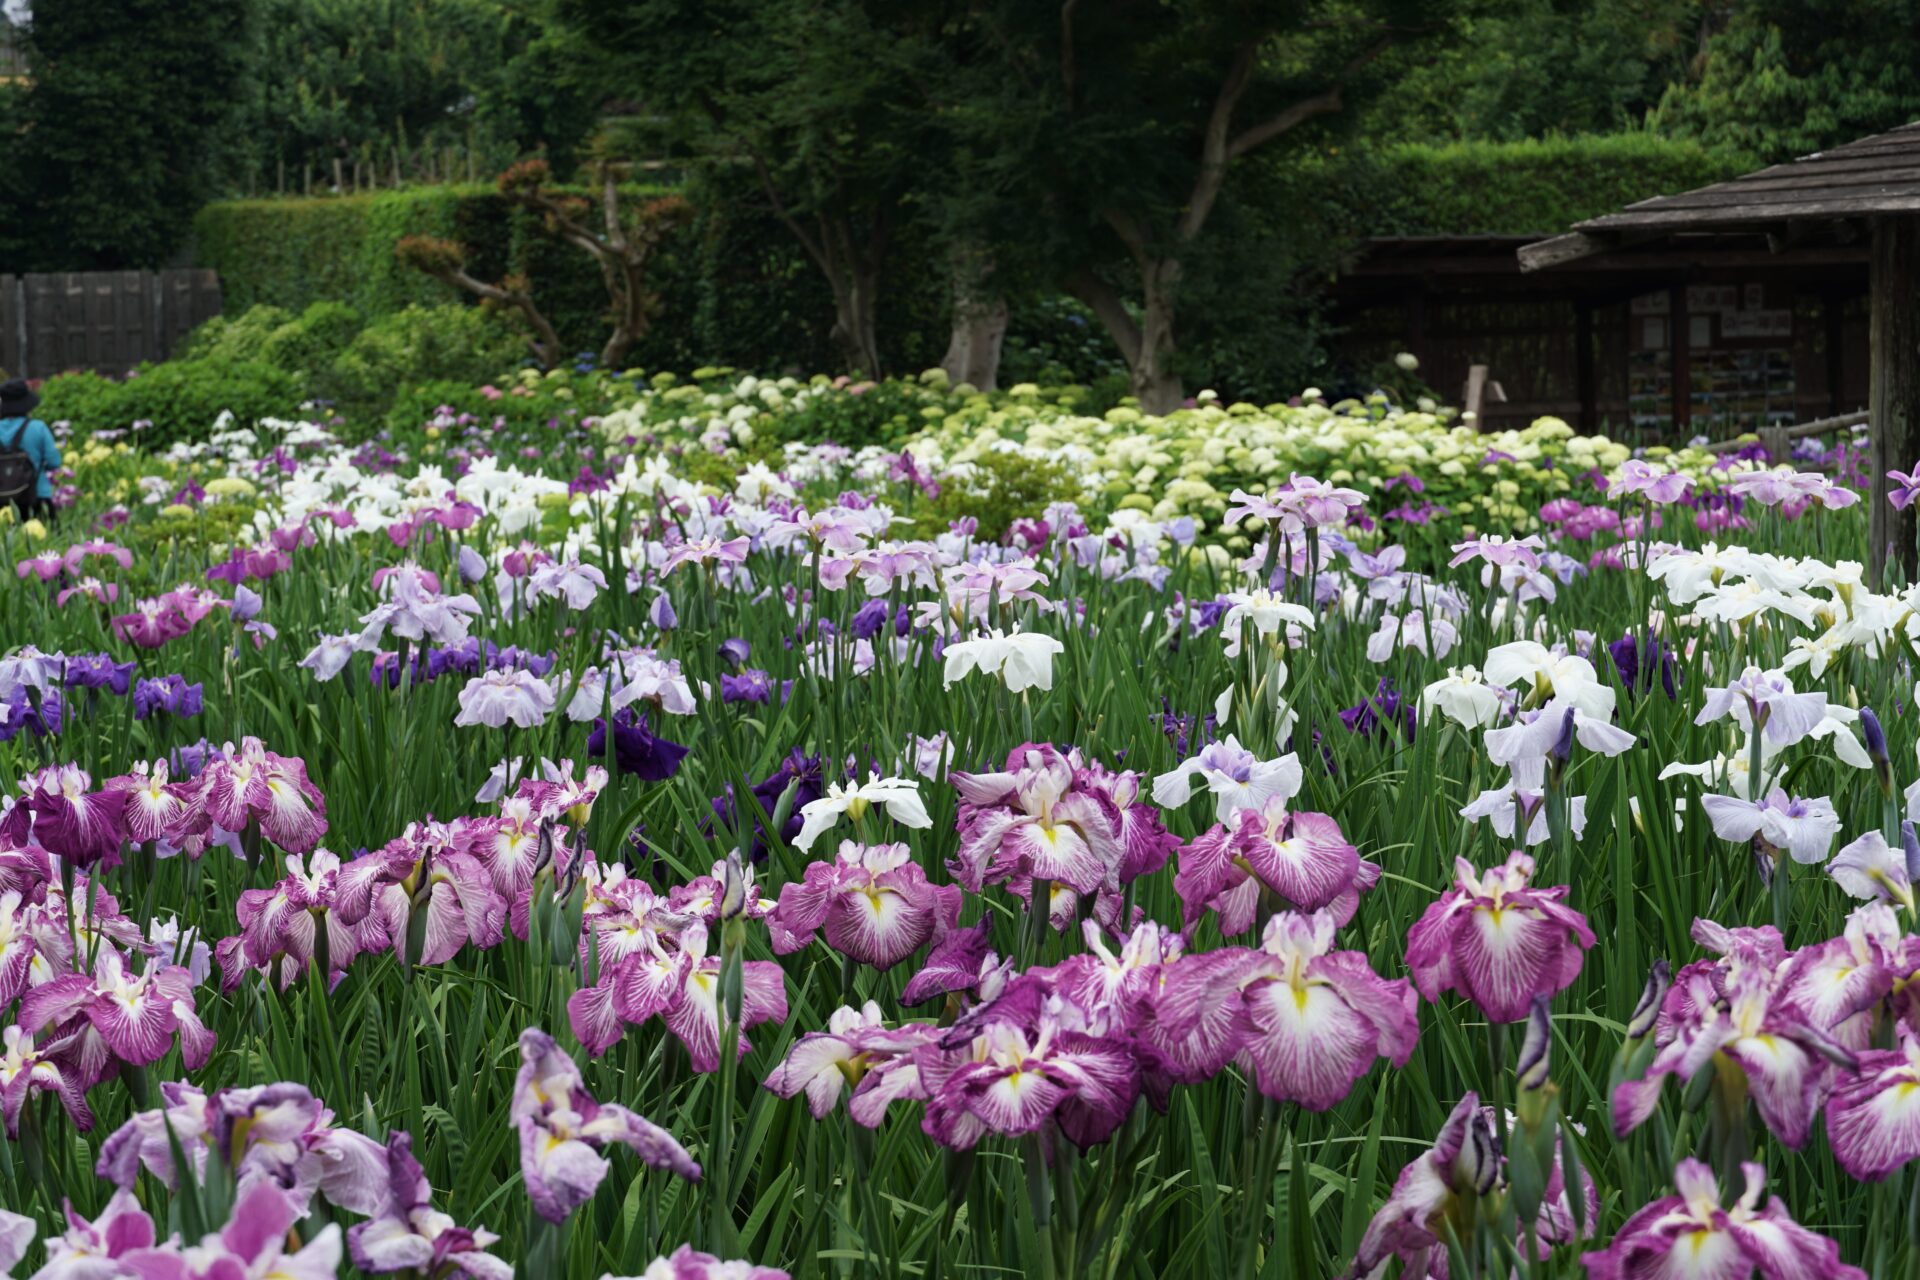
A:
[[38, 359, 302, 444], [748, 378, 946, 451], [258, 301, 365, 379], [177, 304, 295, 363], [909, 451, 1081, 543], [317, 304, 528, 415]]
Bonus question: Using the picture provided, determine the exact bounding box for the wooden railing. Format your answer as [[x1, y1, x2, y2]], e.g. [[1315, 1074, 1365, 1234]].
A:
[[1704, 409, 1868, 462]]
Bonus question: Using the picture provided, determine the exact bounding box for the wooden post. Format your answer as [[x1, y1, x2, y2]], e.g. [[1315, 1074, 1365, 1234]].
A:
[[1870, 215, 1920, 586], [1463, 364, 1488, 428], [1669, 284, 1691, 434], [1574, 298, 1596, 432]]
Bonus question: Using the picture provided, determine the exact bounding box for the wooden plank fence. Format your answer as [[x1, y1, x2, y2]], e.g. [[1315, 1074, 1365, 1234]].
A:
[[0, 269, 222, 380]]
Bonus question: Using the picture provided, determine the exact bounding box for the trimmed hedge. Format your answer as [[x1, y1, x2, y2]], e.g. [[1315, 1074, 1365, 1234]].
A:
[[1312, 133, 1750, 237], [192, 185, 644, 343]]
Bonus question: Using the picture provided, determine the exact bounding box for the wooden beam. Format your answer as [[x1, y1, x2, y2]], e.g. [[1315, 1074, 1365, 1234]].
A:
[[1584, 194, 1920, 231], [1517, 232, 1615, 272], [1870, 215, 1920, 586]]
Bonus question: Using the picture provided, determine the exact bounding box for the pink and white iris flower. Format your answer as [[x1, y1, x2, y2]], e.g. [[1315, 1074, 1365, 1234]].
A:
[[769, 840, 962, 970], [348, 1132, 514, 1279], [1174, 798, 1377, 937], [1405, 851, 1594, 1023], [764, 1001, 940, 1125], [513, 1027, 700, 1222], [1581, 1160, 1864, 1280], [19, 947, 215, 1075]]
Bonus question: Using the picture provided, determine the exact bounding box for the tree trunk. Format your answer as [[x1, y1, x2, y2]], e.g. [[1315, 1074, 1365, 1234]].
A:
[[941, 246, 1008, 391], [1131, 258, 1185, 414], [1870, 214, 1920, 587], [600, 261, 648, 371], [830, 265, 884, 378]]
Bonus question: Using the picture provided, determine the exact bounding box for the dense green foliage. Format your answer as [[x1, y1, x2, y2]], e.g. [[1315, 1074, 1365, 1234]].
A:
[[188, 133, 1737, 401], [1649, 0, 1920, 161], [35, 359, 301, 447], [1369, 0, 1920, 163], [193, 178, 953, 379], [217, 0, 599, 194], [36, 302, 534, 442], [1, 0, 251, 269]]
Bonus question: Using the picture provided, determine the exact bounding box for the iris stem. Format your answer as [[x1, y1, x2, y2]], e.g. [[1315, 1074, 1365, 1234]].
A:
[[1022, 1131, 1058, 1280]]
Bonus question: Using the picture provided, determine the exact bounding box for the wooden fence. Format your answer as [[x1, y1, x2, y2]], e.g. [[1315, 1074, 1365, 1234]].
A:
[[0, 270, 223, 380]]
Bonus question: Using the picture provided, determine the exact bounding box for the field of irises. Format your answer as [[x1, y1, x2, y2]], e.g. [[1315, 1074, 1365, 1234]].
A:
[[0, 379, 1908, 1279]]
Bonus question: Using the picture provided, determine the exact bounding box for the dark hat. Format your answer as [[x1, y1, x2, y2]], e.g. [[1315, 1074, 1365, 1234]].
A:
[[0, 379, 37, 417]]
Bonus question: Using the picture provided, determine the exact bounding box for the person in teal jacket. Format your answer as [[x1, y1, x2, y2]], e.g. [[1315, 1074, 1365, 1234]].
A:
[[0, 379, 60, 521]]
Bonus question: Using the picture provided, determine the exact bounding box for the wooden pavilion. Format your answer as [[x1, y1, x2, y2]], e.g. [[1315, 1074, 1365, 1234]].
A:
[[1329, 233, 1868, 435], [1520, 122, 1920, 583]]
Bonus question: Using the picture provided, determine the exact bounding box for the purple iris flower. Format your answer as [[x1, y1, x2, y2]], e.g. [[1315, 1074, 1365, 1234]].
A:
[[368, 651, 413, 690], [712, 750, 823, 856], [718, 637, 751, 668], [1338, 678, 1415, 742], [426, 637, 483, 681], [132, 675, 204, 722], [1151, 911, 1416, 1109], [169, 739, 215, 781], [0, 686, 61, 742], [1608, 633, 1678, 700], [347, 1132, 513, 1278], [721, 669, 774, 705], [849, 599, 891, 640], [18, 948, 214, 1071], [1405, 851, 1594, 1023], [490, 644, 556, 678], [1158, 697, 1214, 758], [63, 654, 135, 696], [587, 708, 690, 781], [769, 841, 963, 970], [1582, 1160, 1860, 1279]]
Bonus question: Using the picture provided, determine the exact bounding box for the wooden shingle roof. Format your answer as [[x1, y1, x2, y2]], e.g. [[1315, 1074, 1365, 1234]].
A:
[[1520, 121, 1920, 270]]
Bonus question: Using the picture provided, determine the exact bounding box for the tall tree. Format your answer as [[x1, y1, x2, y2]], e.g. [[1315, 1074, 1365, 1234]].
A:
[[1359, 0, 1710, 143], [550, 0, 923, 377], [1649, 0, 1920, 162], [7, 0, 252, 269], [955, 1, 1474, 411], [218, 0, 596, 195]]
